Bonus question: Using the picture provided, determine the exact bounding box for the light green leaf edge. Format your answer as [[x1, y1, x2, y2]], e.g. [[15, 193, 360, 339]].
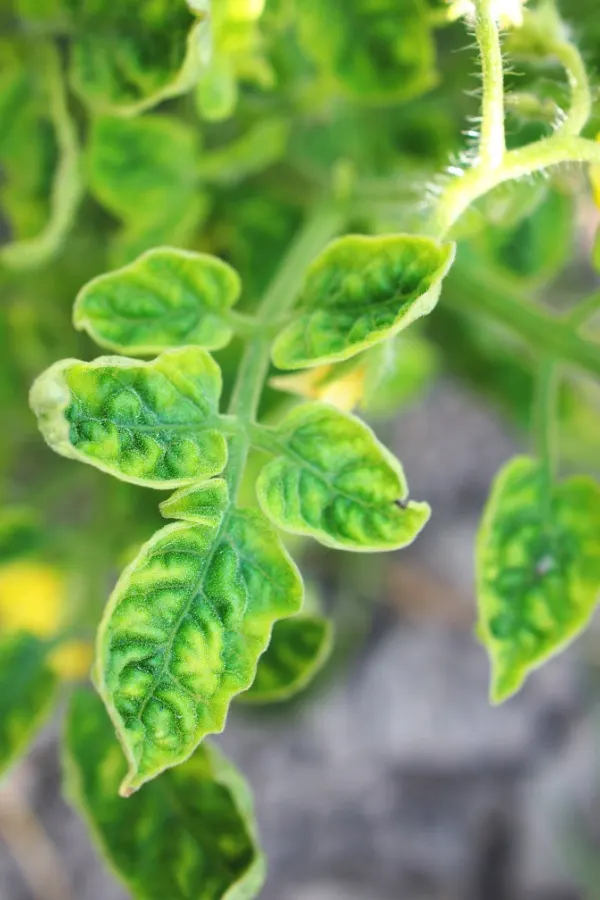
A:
[[271, 234, 456, 371], [95, 479, 304, 794], [254, 403, 431, 552], [29, 348, 228, 489], [0, 44, 82, 271], [63, 690, 266, 900], [476, 456, 600, 704], [238, 614, 334, 704], [73, 246, 242, 355], [0, 632, 58, 778], [70, 15, 211, 117]]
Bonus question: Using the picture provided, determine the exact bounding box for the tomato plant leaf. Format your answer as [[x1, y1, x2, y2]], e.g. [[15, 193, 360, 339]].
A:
[[255, 403, 430, 551], [0, 632, 58, 776], [298, 0, 436, 102], [239, 614, 333, 704], [64, 689, 265, 900], [271, 234, 455, 370], [0, 42, 82, 270], [477, 457, 600, 703], [74, 248, 241, 355], [69, 2, 209, 115], [96, 479, 303, 794], [30, 348, 227, 488], [86, 115, 207, 265]]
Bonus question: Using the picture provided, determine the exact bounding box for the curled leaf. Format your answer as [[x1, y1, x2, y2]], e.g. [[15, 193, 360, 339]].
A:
[[255, 403, 430, 551], [96, 480, 303, 793], [64, 689, 265, 900], [74, 247, 241, 355], [0, 632, 58, 776], [240, 614, 333, 704], [477, 457, 600, 703], [30, 348, 227, 488], [271, 234, 455, 370], [69, 4, 210, 115]]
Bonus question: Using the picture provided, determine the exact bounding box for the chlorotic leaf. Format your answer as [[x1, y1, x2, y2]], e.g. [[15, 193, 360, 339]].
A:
[[69, 4, 209, 115], [74, 248, 241, 355], [298, 0, 436, 102], [29, 348, 227, 488], [477, 457, 600, 703], [195, 54, 239, 121], [255, 403, 430, 551], [271, 234, 455, 370], [96, 479, 303, 794], [0, 632, 58, 776], [64, 689, 265, 900], [0, 42, 82, 270], [86, 115, 207, 264], [239, 615, 333, 704]]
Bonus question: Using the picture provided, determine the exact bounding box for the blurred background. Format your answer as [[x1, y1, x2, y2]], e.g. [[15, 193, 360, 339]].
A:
[[1, 0, 600, 897]]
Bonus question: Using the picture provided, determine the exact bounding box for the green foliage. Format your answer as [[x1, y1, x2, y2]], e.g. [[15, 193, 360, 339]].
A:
[[74, 248, 241, 354], [64, 689, 265, 899], [30, 348, 228, 488], [256, 403, 430, 551], [477, 457, 600, 703], [240, 614, 333, 704], [1, 0, 600, 894], [298, 0, 436, 102], [0, 632, 58, 775], [272, 234, 455, 370], [97, 478, 303, 794]]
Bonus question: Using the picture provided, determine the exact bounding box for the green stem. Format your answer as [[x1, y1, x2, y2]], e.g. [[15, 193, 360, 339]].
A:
[[225, 203, 344, 498], [429, 134, 600, 239], [566, 290, 600, 330], [551, 37, 592, 137], [473, 0, 505, 170], [446, 258, 600, 380], [534, 358, 559, 488]]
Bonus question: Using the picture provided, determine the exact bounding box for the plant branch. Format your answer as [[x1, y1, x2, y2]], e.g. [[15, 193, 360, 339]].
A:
[[429, 134, 600, 238], [551, 36, 592, 137], [534, 358, 559, 488], [473, 0, 505, 170], [446, 256, 600, 381]]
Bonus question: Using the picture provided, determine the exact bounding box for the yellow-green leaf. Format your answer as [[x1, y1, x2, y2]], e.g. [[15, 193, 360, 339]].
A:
[[64, 690, 265, 900], [86, 115, 207, 265], [69, 3, 209, 116], [477, 457, 600, 703], [74, 248, 241, 355], [271, 234, 455, 370], [240, 614, 333, 704], [0, 632, 58, 776], [30, 348, 227, 488], [255, 403, 430, 551], [96, 479, 303, 794], [298, 0, 436, 102]]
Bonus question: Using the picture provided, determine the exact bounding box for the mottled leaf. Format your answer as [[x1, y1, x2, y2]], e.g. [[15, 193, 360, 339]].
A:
[[240, 615, 333, 704], [87, 115, 206, 265], [96, 479, 303, 793], [477, 457, 600, 703], [0, 42, 82, 270], [0, 632, 57, 776], [255, 403, 430, 551], [69, 2, 209, 115], [298, 0, 436, 102], [271, 234, 455, 370], [64, 690, 265, 900], [74, 248, 241, 355], [30, 348, 227, 488]]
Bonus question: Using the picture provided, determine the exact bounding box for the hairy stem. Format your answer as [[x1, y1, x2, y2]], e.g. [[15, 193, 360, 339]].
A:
[[552, 36, 592, 137], [447, 257, 600, 381], [473, 0, 505, 170], [429, 134, 600, 238]]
